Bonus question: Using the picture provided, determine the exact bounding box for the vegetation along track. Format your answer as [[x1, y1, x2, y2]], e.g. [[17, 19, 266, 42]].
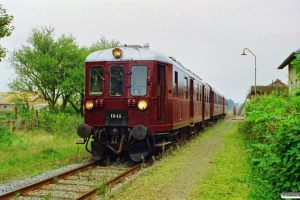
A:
[[0, 161, 138, 200], [1, 121, 227, 200]]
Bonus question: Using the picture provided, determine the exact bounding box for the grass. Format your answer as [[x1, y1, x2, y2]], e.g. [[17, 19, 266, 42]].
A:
[[0, 126, 91, 184], [190, 121, 250, 199], [109, 120, 251, 200]]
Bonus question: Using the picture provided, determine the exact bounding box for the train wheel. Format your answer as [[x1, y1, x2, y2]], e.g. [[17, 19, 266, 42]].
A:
[[129, 141, 151, 162], [91, 141, 103, 161]]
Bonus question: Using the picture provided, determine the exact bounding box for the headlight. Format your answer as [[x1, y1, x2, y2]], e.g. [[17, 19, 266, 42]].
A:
[[112, 48, 122, 58], [138, 100, 148, 110], [85, 100, 94, 110]]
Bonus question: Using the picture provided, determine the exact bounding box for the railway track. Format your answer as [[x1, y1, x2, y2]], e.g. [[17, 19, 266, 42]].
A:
[[1, 128, 200, 200], [0, 160, 142, 200]]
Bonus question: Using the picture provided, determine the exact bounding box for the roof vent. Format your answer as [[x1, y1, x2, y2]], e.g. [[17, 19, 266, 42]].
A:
[[143, 43, 150, 49]]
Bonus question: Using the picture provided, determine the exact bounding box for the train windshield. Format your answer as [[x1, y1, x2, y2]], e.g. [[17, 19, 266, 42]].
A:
[[130, 66, 147, 96], [109, 66, 124, 96], [89, 66, 104, 96]]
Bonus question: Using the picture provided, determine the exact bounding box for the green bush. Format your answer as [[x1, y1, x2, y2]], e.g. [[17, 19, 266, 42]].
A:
[[37, 110, 82, 133], [244, 92, 300, 199]]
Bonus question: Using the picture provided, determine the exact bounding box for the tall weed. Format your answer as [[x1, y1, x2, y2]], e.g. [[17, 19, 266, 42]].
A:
[[243, 92, 300, 199]]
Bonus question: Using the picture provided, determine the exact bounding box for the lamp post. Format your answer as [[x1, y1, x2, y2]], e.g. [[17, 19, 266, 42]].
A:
[[241, 48, 256, 95]]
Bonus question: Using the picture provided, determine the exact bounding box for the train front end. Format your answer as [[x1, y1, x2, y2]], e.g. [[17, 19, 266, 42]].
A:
[[76, 45, 156, 162]]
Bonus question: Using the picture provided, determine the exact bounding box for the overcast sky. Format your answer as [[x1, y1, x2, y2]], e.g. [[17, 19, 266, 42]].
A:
[[1, 0, 300, 103]]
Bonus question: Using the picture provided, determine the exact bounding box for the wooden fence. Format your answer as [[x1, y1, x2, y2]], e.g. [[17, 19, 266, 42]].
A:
[[0, 119, 39, 132], [0, 108, 39, 132]]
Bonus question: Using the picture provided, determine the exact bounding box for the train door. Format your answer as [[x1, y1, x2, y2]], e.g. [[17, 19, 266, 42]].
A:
[[157, 64, 166, 121], [190, 79, 194, 118]]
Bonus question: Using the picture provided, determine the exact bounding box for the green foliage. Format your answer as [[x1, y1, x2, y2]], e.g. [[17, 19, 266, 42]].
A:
[[291, 51, 300, 75], [8, 27, 120, 114], [0, 113, 89, 184], [244, 92, 300, 199], [0, 126, 14, 150], [14, 191, 21, 199], [291, 51, 300, 95], [8, 26, 83, 112], [37, 109, 83, 133], [97, 178, 108, 197], [0, 4, 14, 61]]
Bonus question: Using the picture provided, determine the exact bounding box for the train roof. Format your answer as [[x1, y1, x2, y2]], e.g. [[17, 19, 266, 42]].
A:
[[206, 83, 224, 97], [86, 44, 203, 81]]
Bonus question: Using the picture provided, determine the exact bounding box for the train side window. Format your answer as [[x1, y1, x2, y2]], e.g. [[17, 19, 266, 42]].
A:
[[90, 66, 104, 96], [174, 71, 178, 97], [200, 86, 202, 101], [196, 83, 199, 101], [131, 66, 147, 96], [184, 77, 188, 99], [208, 89, 210, 102], [109, 66, 124, 96]]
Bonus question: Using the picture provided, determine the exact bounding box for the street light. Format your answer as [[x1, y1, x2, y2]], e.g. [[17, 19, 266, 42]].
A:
[[241, 48, 256, 95]]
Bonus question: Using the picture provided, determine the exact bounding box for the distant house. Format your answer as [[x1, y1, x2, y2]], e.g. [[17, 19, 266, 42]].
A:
[[0, 92, 15, 111], [277, 48, 300, 92], [0, 92, 48, 111], [247, 79, 288, 98]]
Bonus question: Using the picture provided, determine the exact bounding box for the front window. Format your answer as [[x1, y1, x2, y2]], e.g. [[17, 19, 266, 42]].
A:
[[90, 66, 104, 96], [110, 66, 124, 96], [131, 66, 147, 96]]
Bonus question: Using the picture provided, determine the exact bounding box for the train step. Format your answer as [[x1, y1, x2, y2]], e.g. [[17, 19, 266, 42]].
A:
[[154, 141, 172, 147], [76, 140, 85, 144], [154, 132, 170, 135]]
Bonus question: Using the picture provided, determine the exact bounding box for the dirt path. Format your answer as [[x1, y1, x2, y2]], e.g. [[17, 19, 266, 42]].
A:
[[109, 120, 236, 200]]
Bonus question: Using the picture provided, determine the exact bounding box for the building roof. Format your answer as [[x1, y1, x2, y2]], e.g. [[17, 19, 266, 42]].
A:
[[268, 79, 287, 87], [247, 79, 288, 98], [0, 92, 40, 104], [0, 92, 14, 104], [277, 48, 300, 69]]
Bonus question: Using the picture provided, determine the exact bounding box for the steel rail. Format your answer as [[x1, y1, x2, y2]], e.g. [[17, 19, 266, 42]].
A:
[[76, 163, 142, 200], [0, 162, 96, 200]]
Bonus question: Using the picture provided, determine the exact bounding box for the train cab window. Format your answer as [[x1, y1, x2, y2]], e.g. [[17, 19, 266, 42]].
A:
[[109, 66, 124, 96], [90, 66, 104, 96], [130, 66, 147, 96], [184, 77, 188, 99]]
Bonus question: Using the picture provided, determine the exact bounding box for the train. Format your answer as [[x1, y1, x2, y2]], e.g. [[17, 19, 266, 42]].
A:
[[76, 43, 228, 162]]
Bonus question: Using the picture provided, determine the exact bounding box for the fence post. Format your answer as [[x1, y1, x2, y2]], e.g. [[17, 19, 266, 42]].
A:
[[14, 107, 18, 119], [35, 110, 39, 125]]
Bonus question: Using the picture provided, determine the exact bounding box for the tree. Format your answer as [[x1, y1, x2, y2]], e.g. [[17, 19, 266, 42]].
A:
[[228, 99, 234, 109], [291, 51, 300, 94], [9, 26, 82, 112], [9, 26, 120, 115], [291, 51, 300, 77], [0, 4, 14, 61]]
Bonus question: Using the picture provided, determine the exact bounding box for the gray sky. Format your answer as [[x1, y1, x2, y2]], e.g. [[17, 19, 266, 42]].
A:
[[1, 0, 299, 104]]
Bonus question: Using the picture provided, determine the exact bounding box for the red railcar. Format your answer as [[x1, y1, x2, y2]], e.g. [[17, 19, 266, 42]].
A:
[[207, 84, 228, 121], [77, 44, 227, 161]]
